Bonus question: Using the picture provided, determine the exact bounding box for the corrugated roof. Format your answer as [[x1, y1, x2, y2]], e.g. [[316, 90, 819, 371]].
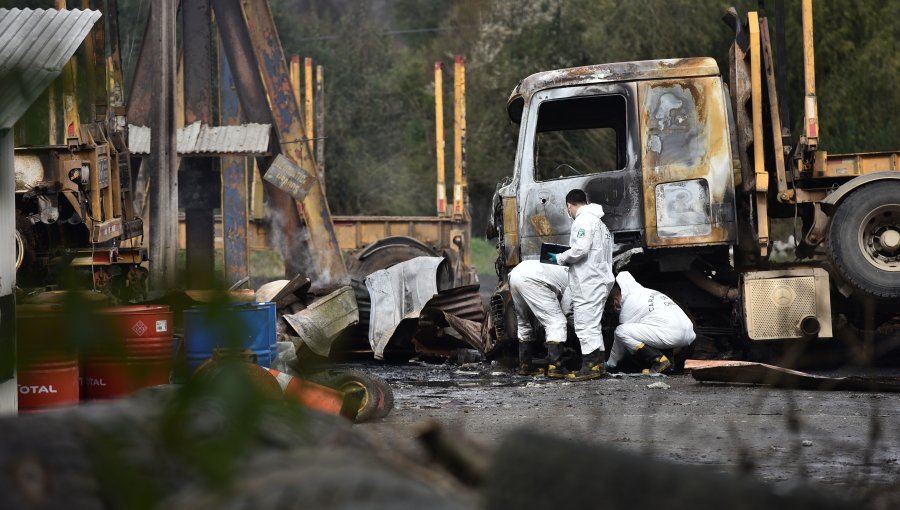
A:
[[0, 8, 101, 129], [128, 121, 271, 156]]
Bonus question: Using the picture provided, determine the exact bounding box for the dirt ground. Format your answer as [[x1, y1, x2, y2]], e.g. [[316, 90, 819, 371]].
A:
[[353, 360, 900, 507]]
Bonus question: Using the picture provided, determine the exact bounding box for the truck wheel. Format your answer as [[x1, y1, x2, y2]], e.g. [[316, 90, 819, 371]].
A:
[[827, 182, 900, 299], [327, 369, 392, 422]]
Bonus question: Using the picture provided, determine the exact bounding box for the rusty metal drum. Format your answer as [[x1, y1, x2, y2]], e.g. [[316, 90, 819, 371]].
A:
[[82, 305, 174, 400], [16, 304, 80, 413]]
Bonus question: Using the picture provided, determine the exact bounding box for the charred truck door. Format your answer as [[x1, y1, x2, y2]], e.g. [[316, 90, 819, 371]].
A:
[[639, 77, 736, 249], [515, 83, 643, 259]]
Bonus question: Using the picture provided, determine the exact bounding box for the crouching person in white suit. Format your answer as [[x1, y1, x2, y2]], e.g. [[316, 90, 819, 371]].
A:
[[509, 260, 571, 376], [606, 271, 695, 374]]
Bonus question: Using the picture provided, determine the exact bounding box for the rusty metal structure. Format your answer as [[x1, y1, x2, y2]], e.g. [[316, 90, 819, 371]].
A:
[[11, 2, 145, 298], [178, 53, 477, 288], [117, 0, 350, 290], [489, 1, 900, 349]]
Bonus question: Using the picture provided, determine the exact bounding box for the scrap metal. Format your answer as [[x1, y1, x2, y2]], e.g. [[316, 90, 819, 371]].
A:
[[364, 257, 448, 359], [689, 360, 900, 392], [282, 286, 359, 358]]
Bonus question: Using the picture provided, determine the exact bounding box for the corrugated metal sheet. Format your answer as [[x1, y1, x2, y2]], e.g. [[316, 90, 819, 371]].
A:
[[0, 8, 101, 129], [128, 121, 271, 156], [423, 285, 485, 323]]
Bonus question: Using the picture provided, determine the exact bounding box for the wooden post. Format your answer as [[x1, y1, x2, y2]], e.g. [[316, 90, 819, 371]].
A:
[[149, 0, 179, 289]]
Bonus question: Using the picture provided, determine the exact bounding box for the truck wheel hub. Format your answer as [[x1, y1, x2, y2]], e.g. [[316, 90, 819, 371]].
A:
[[859, 205, 900, 271], [880, 229, 900, 252]]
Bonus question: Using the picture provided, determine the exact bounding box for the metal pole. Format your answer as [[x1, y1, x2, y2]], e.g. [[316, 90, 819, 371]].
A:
[[149, 0, 179, 290], [434, 62, 446, 217], [0, 129, 17, 414], [48, 84, 58, 144], [183, 0, 216, 288], [315, 64, 325, 191], [304, 57, 314, 166], [220, 40, 250, 286], [801, 0, 818, 149], [452, 55, 466, 220], [127, 0, 158, 127], [290, 55, 301, 106], [106, 0, 127, 131]]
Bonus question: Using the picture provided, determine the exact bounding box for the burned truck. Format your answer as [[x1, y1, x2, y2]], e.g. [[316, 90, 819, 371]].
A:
[[488, 3, 899, 355]]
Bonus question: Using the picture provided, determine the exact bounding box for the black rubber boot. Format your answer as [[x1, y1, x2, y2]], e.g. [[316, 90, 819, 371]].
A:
[[545, 342, 569, 379], [634, 343, 672, 374], [570, 349, 605, 381], [517, 341, 544, 376]]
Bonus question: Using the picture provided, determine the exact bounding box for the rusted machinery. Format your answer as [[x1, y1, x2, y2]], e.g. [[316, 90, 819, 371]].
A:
[[488, 0, 900, 353], [14, 0, 144, 299]]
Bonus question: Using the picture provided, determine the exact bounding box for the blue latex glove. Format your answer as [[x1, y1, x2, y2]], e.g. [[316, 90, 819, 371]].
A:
[[547, 252, 558, 264]]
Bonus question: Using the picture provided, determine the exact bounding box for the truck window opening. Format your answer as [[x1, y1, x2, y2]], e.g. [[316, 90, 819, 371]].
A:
[[534, 94, 626, 182]]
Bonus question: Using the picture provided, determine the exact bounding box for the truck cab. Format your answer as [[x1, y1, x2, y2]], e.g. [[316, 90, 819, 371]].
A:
[[496, 57, 736, 270], [489, 5, 900, 352]]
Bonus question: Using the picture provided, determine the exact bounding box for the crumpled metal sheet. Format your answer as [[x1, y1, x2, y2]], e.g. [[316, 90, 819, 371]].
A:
[[127, 121, 271, 156], [283, 286, 358, 357], [256, 280, 290, 303], [365, 257, 446, 359], [412, 285, 491, 358]]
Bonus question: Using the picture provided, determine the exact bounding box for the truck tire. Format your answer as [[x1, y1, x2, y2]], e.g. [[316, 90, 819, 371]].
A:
[[327, 369, 393, 422], [827, 182, 900, 299], [370, 375, 395, 419]]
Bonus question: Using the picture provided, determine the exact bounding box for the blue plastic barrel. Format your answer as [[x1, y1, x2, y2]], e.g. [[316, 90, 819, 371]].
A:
[[183, 302, 277, 374]]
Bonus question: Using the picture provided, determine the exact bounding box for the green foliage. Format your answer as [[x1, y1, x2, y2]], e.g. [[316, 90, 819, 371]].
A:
[[268, 0, 896, 234], [470, 236, 498, 273]]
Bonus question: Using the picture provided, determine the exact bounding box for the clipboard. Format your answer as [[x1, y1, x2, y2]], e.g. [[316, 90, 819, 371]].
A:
[[540, 243, 569, 264]]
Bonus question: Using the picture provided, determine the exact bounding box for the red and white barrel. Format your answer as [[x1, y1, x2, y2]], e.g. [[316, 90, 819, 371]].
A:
[[82, 305, 174, 400], [16, 305, 80, 413]]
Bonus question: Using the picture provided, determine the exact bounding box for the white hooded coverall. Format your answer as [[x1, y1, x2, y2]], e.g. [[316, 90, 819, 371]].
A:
[[555, 203, 614, 354], [608, 271, 696, 368], [509, 260, 570, 343]]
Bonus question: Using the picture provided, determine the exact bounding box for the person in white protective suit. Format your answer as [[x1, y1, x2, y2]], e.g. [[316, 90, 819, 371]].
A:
[[509, 260, 571, 376], [546, 189, 614, 380], [606, 271, 696, 374]]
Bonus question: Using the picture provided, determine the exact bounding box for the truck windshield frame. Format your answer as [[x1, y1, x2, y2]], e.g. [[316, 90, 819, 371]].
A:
[[532, 93, 628, 182]]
